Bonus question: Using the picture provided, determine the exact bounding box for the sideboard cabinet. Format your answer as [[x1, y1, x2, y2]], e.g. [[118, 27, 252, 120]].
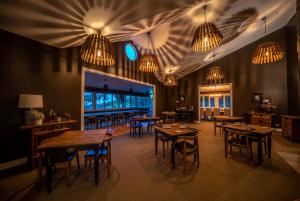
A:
[[250, 113, 276, 127], [281, 115, 300, 142]]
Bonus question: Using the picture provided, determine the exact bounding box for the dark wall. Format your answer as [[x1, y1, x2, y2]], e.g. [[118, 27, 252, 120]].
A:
[[166, 27, 297, 120], [0, 30, 166, 164]]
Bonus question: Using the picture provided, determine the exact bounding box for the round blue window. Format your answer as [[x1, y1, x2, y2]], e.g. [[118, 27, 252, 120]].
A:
[[125, 43, 137, 61]]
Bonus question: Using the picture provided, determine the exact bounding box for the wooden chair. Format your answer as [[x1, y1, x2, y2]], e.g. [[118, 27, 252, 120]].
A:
[[86, 116, 97, 129], [249, 136, 268, 160], [104, 114, 113, 127], [175, 133, 200, 169], [83, 133, 113, 180], [118, 113, 126, 124], [36, 138, 80, 190], [156, 133, 170, 158], [129, 119, 142, 137], [224, 128, 252, 163]]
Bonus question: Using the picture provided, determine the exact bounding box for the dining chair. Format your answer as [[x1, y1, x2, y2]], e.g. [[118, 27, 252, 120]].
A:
[[175, 133, 200, 169], [156, 133, 170, 158], [83, 133, 113, 181], [129, 118, 142, 137], [36, 138, 80, 190], [104, 114, 113, 127], [224, 128, 252, 164], [248, 136, 268, 160]]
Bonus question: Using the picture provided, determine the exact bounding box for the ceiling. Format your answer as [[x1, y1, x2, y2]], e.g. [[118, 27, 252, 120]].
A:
[[0, 0, 296, 81], [85, 71, 153, 93]]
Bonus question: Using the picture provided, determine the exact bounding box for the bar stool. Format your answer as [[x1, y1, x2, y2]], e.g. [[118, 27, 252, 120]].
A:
[[104, 114, 113, 127]]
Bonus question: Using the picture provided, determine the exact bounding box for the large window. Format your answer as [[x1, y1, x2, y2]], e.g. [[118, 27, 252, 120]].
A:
[[84, 90, 151, 111], [225, 95, 231, 108], [204, 96, 209, 107], [200, 96, 203, 108], [105, 94, 112, 109], [210, 97, 215, 108], [84, 92, 93, 110], [95, 93, 104, 110]]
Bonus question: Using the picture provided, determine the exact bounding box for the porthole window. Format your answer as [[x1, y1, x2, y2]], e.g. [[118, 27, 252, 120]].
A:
[[125, 43, 138, 61]]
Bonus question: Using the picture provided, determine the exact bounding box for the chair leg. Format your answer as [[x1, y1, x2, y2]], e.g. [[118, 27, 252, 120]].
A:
[[162, 141, 165, 158], [83, 158, 87, 182], [66, 161, 71, 187], [36, 156, 42, 190], [76, 153, 80, 172]]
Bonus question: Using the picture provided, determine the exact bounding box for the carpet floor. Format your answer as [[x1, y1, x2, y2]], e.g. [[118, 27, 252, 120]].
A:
[[1, 121, 300, 201]]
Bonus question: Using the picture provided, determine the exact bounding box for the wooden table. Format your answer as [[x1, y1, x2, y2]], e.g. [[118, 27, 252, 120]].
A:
[[133, 116, 160, 135], [213, 116, 244, 135], [38, 129, 107, 193], [21, 120, 78, 169], [222, 124, 273, 165], [153, 124, 198, 169]]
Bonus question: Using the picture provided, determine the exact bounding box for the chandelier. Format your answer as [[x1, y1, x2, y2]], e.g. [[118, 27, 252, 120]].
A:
[[191, 4, 223, 52], [251, 16, 284, 64], [81, 31, 115, 66], [163, 67, 177, 86], [139, 32, 159, 72], [207, 55, 224, 81]]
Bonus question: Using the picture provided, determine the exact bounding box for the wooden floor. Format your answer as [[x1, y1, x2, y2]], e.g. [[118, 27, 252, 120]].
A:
[[1, 121, 300, 201]]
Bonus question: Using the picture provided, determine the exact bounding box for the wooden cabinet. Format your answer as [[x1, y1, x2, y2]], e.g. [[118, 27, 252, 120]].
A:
[[281, 115, 300, 142], [250, 113, 275, 127], [21, 120, 78, 169]]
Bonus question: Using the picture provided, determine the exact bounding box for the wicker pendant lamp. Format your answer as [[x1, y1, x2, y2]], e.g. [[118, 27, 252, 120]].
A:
[[191, 4, 223, 52], [139, 32, 159, 72], [206, 55, 224, 81], [251, 16, 284, 64], [163, 67, 177, 86], [81, 31, 115, 66]]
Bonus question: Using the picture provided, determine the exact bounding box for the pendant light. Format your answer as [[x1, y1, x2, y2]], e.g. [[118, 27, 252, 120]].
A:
[[163, 67, 177, 86], [191, 3, 223, 52], [251, 16, 284, 64], [139, 32, 159, 72], [81, 30, 115, 66], [206, 54, 224, 81]]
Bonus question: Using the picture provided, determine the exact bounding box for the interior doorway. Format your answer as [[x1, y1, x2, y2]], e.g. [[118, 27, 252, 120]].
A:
[[198, 83, 232, 121]]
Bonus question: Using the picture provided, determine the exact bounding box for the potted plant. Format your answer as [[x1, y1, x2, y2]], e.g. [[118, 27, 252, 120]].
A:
[[29, 110, 45, 125]]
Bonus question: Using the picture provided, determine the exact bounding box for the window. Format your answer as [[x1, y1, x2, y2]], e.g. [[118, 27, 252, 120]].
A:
[[95, 93, 105, 110], [219, 96, 224, 108], [131, 96, 136, 107], [84, 92, 93, 110], [210, 97, 215, 108], [112, 94, 119, 108], [200, 96, 203, 107], [119, 94, 125, 108], [125, 95, 131, 108], [204, 96, 209, 107], [104, 94, 112, 109], [225, 95, 231, 108], [125, 43, 137, 61]]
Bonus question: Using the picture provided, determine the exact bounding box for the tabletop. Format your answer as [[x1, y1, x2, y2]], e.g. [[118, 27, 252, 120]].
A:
[[214, 116, 244, 121], [38, 129, 107, 150], [153, 124, 198, 137], [222, 124, 274, 135]]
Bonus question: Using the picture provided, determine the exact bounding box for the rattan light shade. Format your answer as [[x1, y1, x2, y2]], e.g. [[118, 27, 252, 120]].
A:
[[139, 53, 159, 72], [163, 73, 177, 86], [206, 66, 224, 81], [251, 41, 284, 64], [192, 22, 223, 52], [81, 33, 115, 66]]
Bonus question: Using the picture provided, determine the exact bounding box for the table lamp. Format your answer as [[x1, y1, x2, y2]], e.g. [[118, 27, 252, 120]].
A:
[[18, 94, 43, 124]]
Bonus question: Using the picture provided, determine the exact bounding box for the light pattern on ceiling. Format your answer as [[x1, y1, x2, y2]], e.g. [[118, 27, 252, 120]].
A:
[[0, 0, 296, 80]]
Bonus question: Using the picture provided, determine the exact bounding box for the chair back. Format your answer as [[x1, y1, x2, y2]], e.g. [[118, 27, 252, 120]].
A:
[[224, 128, 251, 137]]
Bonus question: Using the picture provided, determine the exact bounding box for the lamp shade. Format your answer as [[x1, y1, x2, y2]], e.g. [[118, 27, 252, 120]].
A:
[[206, 66, 224, 81], [251, 41, 284, 64], [192, 22, 223, 52], [81, 33, 115, 66], [163, 74, 177, 86], [18, 94, 43, 109], [139, 53, 159, 72]]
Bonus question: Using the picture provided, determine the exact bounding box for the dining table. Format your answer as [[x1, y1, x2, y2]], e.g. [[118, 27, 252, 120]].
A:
[[153, 124, 198, 169], [222, 124, 274, 165], [38, 129, 107, 193], [133, 116, 160, 135], [213, 115, 244, 135]]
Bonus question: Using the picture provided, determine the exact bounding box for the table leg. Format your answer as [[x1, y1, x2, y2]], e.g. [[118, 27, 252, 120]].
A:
[[171, 138, 176, 169], [224, 130, 228, 157], [267, 133, 272, 159], [214, 120, 216, 135], [257, 137, 262, 165], [94, 147, 99, 185], [45, 150, 52, 193], [155, 130, 158, 156]]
